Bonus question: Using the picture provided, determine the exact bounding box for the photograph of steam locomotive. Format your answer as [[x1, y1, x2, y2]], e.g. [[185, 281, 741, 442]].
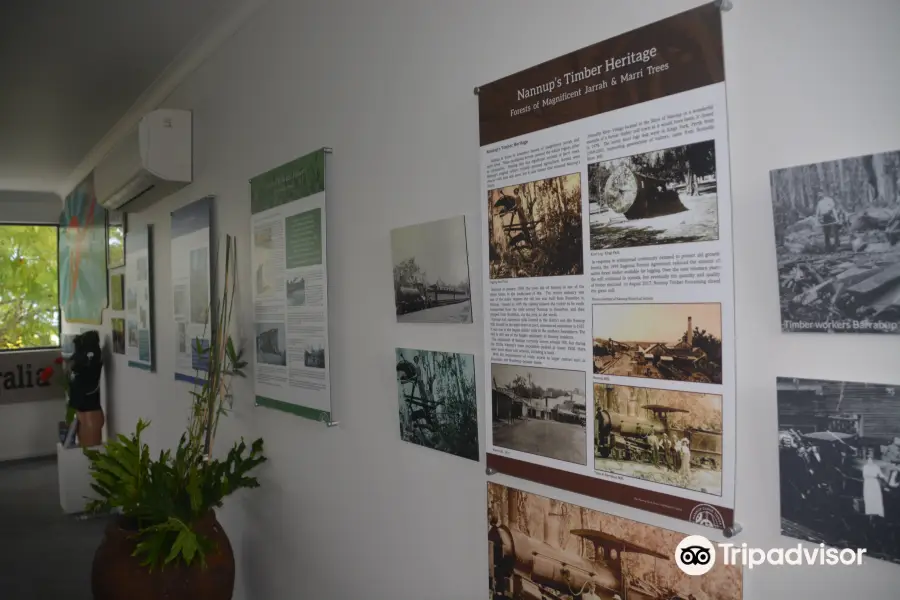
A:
[[593, 303, 723, 384], [594, 384, 723, 495], [770, 149, 900, 334], [395, 348, 478, 461], [255, 323, 286, 367], [589, 139, 719, 250], [391, 216, 472, 324], [487, 172, 583, 279], [491, 363, 586, 465], [778, 377, 900, 565], [488, 482, 742, 600]]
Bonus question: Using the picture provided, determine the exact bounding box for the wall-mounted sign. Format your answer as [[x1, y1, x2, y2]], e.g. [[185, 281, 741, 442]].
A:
[[0, 349, 60, 405]]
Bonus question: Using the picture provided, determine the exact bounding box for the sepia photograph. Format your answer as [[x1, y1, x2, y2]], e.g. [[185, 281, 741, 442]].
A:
[[391, 216, 472, 324], [488, 172, 583, 279], [590, 140, 719, 250], [771, 149, 900, 334], [491, 363, 586, 465], [778, 377, 900, 565], [189, 248, 210, 324], [395, 348, 478, 461], [255, 323, 286, 367], [594, 383, 723, 495], [487, 482, 742, 600], [287, 275, 307, 307], [111, 318, 125, 355], [593, 303, 722, 384], [303, 342, 326, 369]]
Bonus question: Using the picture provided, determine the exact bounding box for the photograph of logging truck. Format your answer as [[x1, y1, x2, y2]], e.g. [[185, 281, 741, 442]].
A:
[[594, 383, 723, 495], [395, 348, 478, 461], [593, 303, 722, 384], [771, 149, 900, 334], [487, 482, 743, 600], [487, 172, 583, 279], [491, 363, 586, 465], [391, 216, 472, 323], [589, 140, 718, 250], [778, 377, 900, 565]]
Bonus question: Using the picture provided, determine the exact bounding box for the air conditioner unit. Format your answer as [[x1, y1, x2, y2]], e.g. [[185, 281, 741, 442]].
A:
[[94, 109, 192, 212]]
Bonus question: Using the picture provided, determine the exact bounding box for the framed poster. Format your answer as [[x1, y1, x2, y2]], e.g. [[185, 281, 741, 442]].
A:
[[250, 148, 333, 422], [108, 211, 126, 269], [110, 273, 124, 311], [125, 226, 155, 371], [477, 3, 736, 529], [171, 196, 214, 384], [59, 173, 108, 324]]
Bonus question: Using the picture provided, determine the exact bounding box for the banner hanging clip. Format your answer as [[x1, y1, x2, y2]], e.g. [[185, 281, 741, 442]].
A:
[[715, 0, 733, 11]]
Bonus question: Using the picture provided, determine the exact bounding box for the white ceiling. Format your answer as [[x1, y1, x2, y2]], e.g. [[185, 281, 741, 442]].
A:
[[0, 0, 244, 194]]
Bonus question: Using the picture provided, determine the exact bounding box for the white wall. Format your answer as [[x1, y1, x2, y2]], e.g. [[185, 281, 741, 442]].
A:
[[0, 192, 67, 460], [106, 0, 900, 598]]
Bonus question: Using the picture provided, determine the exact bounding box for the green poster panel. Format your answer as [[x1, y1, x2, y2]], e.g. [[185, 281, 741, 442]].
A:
[[59, 174, 108, 324], [250, 149, 326, 215]]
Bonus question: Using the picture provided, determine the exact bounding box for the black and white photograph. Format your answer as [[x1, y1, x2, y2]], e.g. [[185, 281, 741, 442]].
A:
[[177, 322, 187, 354], [778, 377, 900, 565], [189, 248, 210, 324], [127, 320, 139, 348], [488, 172, 583, 279], [112, 318, 125, 355], [491, 363, 586, 465], [589, 140, 718, 250], [255, 323, 286, 367], [395, 348, 478, 461], [771, 149, 900, 334], [391, 216, 472, 324], [594, 383, 723, 495], [303, 342, 325, 369], [593, 303, 723, 384]]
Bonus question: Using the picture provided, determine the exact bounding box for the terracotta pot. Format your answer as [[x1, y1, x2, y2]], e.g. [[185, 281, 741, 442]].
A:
[[92, 513, 235, 600]]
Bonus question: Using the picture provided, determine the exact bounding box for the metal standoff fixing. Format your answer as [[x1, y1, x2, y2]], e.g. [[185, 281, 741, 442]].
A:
[[325, 419, 340, 428], [485, 467, 498, 476], [715, 0, 733, 11], [722, 522, 743, 539], [473, 86, 481, 96]]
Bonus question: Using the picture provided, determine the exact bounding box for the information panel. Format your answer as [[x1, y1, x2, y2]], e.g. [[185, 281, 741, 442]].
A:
[[171, 196, 214, 384], [478, 3, 735, 528], [125, 226, 154, 371], [250, 149, 332, 422]]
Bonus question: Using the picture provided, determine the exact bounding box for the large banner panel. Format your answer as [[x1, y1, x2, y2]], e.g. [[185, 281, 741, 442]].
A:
[[478, 3, 735, 528], [250, 149, 333, 422]]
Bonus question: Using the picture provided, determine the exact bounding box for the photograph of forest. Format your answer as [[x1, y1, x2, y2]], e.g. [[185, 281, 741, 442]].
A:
[[487, 482, 742, 600], [395, 348, 478, 461], [771, 149, 900, 334], [589, 139, 718, 250], [487, 173, 583, 279]]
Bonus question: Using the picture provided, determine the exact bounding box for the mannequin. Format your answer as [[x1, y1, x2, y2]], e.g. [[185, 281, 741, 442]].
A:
[[68, 330, 104, 447]]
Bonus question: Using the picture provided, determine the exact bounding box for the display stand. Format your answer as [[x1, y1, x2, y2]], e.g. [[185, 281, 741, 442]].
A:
[[57, 442, 100, 514]]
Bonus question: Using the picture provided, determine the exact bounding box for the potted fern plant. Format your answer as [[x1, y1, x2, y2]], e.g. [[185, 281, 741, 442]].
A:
[[86, 236, 266, 600]]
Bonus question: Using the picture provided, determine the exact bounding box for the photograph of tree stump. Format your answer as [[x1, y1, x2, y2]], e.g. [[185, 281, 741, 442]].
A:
[[589, 139, 719, 250], [487, 172, 583, 279], [770, 149, 900, 334]]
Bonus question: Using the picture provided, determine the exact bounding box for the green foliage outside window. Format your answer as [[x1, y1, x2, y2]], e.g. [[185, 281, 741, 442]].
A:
[[0, 225, 60, 350]]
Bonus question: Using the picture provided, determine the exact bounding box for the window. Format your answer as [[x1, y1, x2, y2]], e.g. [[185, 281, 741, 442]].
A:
[[0, 225, 60, 350]]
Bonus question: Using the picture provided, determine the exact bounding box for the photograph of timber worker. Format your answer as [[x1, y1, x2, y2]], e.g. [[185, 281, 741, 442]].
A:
[[814, 190, 847, 252]]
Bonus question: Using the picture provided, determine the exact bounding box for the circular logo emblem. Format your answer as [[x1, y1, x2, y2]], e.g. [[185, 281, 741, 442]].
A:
[[690, 504, 725, 529], [675, 535, 716, 576]]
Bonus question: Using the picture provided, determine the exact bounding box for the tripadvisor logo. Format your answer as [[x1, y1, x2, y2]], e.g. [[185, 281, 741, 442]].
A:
[[675, 535, 866, 574]]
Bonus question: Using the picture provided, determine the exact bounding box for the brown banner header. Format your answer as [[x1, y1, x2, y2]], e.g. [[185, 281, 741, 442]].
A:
[[477, 3, 724, 146], [486, 453, 733, 530]]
